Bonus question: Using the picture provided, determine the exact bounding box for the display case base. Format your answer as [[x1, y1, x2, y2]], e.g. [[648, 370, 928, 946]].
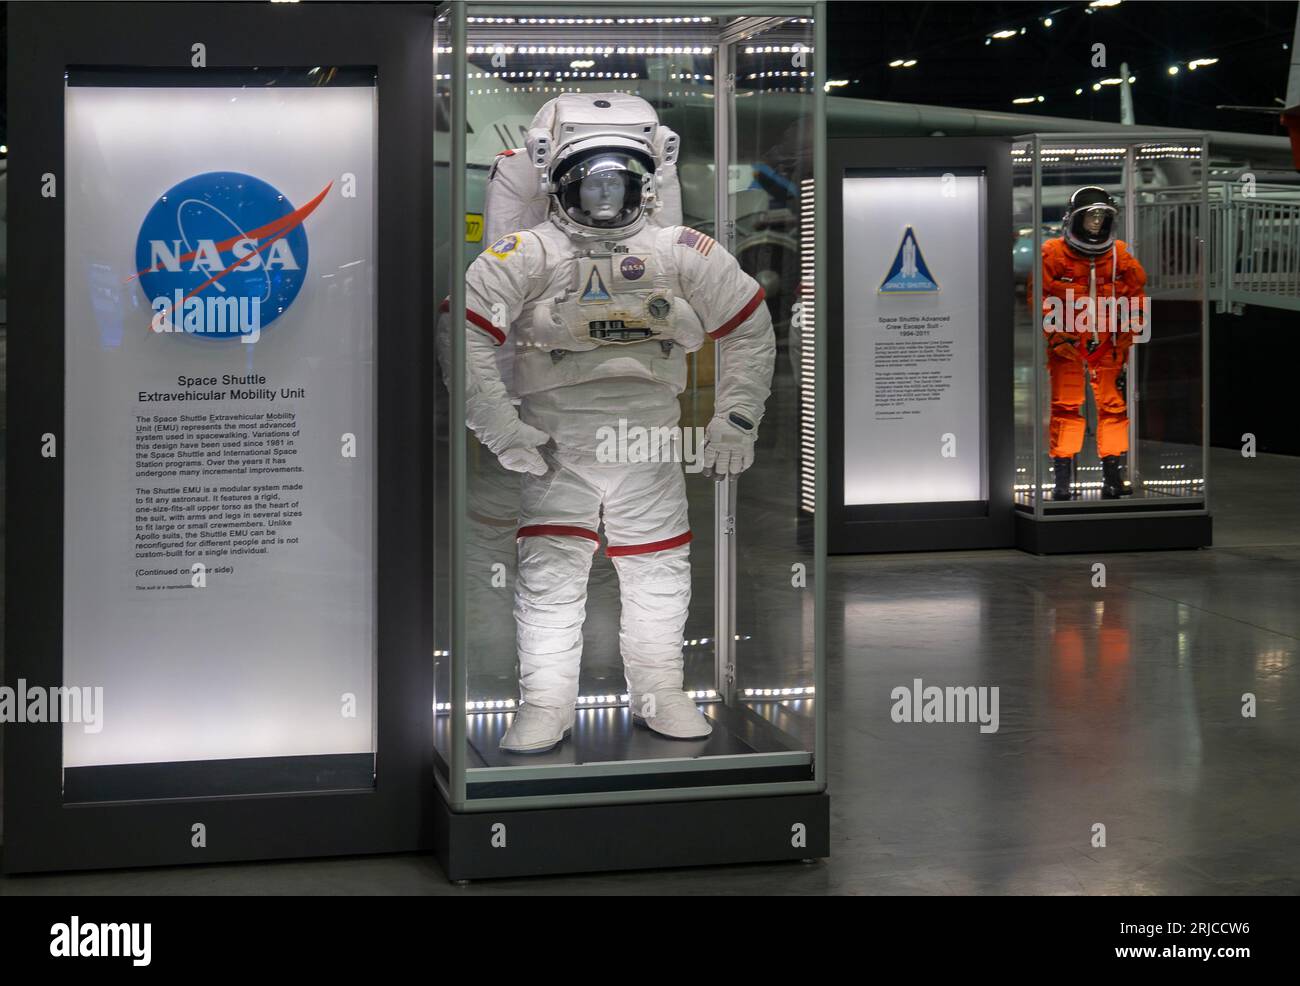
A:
[[1015, 510, 1212, 554], [437, 702, 814, 801], [433, 790, 830, 881]]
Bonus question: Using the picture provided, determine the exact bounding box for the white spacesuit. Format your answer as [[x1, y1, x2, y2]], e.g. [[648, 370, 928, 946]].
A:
[[460, 93, 776, 752]]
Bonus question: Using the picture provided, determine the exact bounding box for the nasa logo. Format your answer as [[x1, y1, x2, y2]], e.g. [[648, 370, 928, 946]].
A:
[[132, 172, 330, 342], [620, 255, 646, 281]]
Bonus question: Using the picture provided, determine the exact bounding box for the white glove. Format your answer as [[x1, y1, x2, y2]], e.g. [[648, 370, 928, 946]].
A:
[[494, 420, 551, 476], [699, 412, 757, 480]]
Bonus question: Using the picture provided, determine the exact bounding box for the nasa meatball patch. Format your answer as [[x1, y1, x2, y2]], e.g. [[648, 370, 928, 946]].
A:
[[134, 171, 324, 338]]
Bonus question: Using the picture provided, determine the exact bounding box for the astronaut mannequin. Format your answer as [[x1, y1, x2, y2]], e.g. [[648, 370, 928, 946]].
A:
[[460, 93, 775, 753], [1038, 186, 1147, 501]]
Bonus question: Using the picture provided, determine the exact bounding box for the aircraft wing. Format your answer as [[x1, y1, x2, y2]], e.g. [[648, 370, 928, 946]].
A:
[[827, 96, 1294, 170]]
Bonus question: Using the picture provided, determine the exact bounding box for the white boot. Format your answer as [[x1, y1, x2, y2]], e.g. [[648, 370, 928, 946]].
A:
[[505, 530, 593, 754], [632, 688, 712, 739], [611, 543, 710, 739], [500, 703, 575, 753]]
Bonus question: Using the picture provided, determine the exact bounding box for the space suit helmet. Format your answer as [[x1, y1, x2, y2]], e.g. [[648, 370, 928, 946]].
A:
[[527, 93, 677, 238], [1063, 186, 1118, 256], [553, 146, 655, 231]]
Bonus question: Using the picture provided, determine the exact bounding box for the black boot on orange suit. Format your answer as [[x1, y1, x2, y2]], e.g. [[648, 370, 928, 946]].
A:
[[1052, 457, 1074, 501], [1101, 455, 1130, 499]]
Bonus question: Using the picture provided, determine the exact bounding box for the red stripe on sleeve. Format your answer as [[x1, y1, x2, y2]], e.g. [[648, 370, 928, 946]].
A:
[[709, 286, 766, 340], [466, 307, 506, 345]]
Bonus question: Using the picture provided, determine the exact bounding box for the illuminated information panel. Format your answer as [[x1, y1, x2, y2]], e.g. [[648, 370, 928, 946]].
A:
[[840, 172, 987, 506], [62, 76, 377, 798]]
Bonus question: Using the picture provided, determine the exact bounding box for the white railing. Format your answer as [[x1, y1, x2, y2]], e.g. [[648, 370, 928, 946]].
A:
[[1135, 186, 1203, 297], [1136, 182, 1300, 312]]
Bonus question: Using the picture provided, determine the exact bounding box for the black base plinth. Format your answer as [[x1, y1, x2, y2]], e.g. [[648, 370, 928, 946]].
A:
[[62, 753, 375, 803], [1015, 509, 1213, 554], [433, 789, 830, 881]]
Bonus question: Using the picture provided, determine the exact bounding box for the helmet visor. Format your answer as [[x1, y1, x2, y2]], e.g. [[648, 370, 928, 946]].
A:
[[1069, 205, 1116, 246], [555, 150, 653, 229]]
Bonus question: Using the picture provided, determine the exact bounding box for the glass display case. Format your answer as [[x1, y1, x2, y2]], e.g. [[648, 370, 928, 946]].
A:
[[1012, 132, 1212, 553], [432, 2, 827, 878]]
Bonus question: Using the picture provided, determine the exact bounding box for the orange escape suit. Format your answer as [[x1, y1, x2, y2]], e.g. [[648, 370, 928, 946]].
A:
[[1035, 237, 1147, 459]]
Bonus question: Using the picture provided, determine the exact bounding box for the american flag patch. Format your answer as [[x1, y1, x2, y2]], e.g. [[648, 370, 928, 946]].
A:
[[676, 228, 716, 257]]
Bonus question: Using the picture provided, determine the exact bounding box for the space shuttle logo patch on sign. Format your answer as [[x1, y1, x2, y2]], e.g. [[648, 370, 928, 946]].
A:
[[879, 226, 939, 293]]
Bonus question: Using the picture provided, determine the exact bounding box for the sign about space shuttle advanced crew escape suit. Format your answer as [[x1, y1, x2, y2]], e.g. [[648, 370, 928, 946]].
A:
[[63, 80, 377, 775], [841, 173, 987, 505]]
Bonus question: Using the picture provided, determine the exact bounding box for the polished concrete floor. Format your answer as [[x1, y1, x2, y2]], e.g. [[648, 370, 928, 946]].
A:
[[3, 445, 1297, 895]]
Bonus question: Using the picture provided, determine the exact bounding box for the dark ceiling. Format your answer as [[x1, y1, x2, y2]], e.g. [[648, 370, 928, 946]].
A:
[[827, 0, 1298, 136], [2, 2, 1295, 143]]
